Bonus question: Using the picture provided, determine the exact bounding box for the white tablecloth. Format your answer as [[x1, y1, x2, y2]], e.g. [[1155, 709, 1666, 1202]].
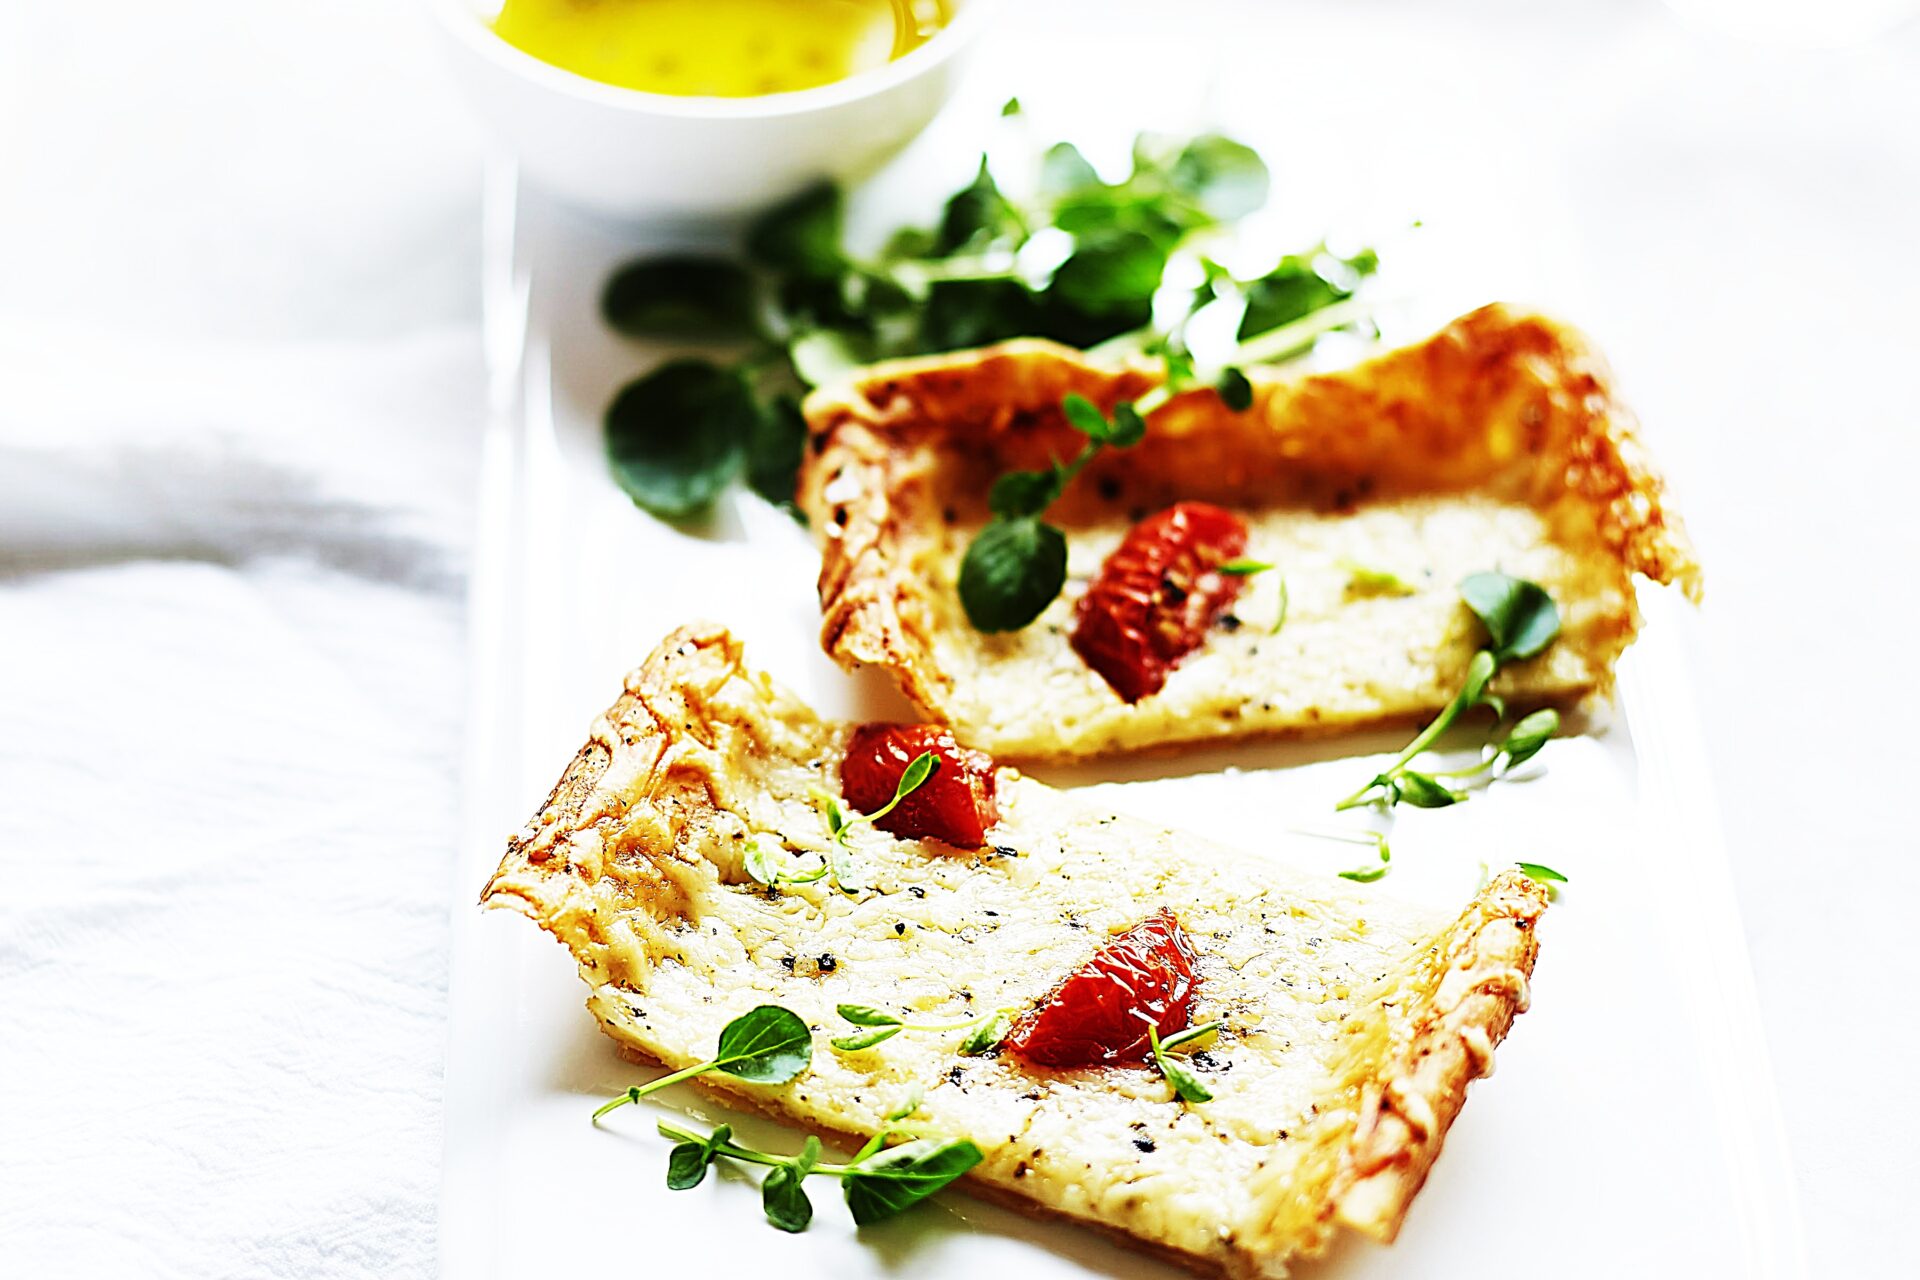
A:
[[2, 2, 1914, 1277]]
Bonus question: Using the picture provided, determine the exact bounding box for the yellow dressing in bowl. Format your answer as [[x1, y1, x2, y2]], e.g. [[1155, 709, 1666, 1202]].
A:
[[492, 0, 951, 97]]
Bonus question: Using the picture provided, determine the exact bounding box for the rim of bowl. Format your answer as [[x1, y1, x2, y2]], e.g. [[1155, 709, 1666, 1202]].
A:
[[423, 0, 1001, 119]]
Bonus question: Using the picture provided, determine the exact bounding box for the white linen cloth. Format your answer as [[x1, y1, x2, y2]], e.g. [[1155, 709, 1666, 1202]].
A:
[[1, 2, 1916, 1278]]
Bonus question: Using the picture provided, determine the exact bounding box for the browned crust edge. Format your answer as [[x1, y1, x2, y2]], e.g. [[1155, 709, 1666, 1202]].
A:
[[796, 304, 1702, 754], [482, 625, 1549, 1275]]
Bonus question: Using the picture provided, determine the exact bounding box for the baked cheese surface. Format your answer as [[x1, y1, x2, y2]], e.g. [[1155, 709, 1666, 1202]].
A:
[[485, 626, 1546, 1276], [799, 305, 1701, 760]]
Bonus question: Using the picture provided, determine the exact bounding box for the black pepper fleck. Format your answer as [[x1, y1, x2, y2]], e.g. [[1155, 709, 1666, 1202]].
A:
[[1132, 1137, 1156, 1153]]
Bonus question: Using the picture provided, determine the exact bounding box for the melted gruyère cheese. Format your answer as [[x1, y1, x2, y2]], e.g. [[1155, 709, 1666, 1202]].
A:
[[909, 495, 1629, 758], [565, 719, 1459, 1267]]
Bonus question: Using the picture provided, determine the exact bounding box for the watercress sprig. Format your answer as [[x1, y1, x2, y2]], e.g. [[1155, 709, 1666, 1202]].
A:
[[655, 1097, 984, 1231], [1336, 572, 1561, 812], [1148, 1020, 1220, 1104], [593, 1005, 812, 1121], [831, 1003, 1017, 1054]]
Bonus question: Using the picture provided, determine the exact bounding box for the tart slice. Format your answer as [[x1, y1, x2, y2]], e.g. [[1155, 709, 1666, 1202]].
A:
[[484, 624, 1547, 1277], [797, 303, 1701, 760]]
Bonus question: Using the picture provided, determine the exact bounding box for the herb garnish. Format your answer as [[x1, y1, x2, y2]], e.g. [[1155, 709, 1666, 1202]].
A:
[[792, 749, 937, 893], [831, 1003, 1017, 1054], [1337, 572, 1561, 812], [1148, 1020, 1220, 1104], [597, 120, 1376, 528], [1340, 559, 1418, 598], [1218, 559, 1288, 634], [593, 1005, 812, 1121], [1515, 862, 1568, 898], [654, 1090, 983, 1231]]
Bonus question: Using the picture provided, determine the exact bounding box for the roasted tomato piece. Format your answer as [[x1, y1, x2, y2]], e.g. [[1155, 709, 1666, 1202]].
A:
[[1005, 909, 1198, 1068], [1071, 501, 1249, 703], [842, 723, 999, 847]]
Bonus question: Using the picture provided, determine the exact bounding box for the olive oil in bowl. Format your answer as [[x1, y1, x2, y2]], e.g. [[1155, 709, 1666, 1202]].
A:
[[492, 0, 952, 97]]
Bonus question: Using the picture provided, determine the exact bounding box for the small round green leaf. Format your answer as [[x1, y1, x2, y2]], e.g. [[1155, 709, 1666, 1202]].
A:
[[1393, 770, 1464, 809], [959, 1010, 1011, 1057], [988, 468, 1060, 519], [745, 182, 845, 277], [1215, 365, 1254, 412], [760, 1138, 820, 1232], [842, 1138, 984, 1225], [1060, 393, 1111, 440], [830, 1025, 901, 1052], [1170, 134, 1270, 221], [1459, 572, 1561, 664], [1048, 229, 1168, 318], [712, 1005, 812, 1084], [604, 360, 755, 519], [958, 517, 1070, 632], [1107, 401, 1147, 447], [836, 1004, 903, 1028], [601, 255, 758, 340], [1499, 709, 1559, 770]]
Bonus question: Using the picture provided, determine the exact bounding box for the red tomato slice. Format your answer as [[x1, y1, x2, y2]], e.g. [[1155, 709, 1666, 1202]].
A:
[[841, 723, 999, 847], [1071, 502, 1249, 703], [1005, 909, 1199, 1068]]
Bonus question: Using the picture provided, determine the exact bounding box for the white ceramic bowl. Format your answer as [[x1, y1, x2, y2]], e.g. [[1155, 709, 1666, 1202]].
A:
[[421, 0, 997, 223]]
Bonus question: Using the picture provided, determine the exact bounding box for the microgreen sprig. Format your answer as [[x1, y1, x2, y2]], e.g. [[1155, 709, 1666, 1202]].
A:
[[593, 1005, 812, 1121], [1290, 827, 1394, 883], [1148, 1020, 1220, 1104], [1515, 862, 1568, 899], [830, 1003, 1017, 1054], [798, 750, 938, 892], [655, 1091, 983, 1231], [1337, 572, 1561, 812]]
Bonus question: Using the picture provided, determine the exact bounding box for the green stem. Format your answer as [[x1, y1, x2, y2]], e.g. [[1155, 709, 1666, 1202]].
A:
[[593, 1059, 715, 1120], [1232, 296, 1378, 366], [660, 1122, 871, 1177]]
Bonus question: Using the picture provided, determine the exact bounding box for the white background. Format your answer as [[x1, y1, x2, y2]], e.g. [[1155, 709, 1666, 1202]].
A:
[[1, 1, 1914, 1276]]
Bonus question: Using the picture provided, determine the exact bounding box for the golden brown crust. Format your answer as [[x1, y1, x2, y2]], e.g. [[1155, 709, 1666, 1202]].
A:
[[797, 305, 1701, 757], [483, 625, 1548, 1275], [1331, 870, 1548, 1242]]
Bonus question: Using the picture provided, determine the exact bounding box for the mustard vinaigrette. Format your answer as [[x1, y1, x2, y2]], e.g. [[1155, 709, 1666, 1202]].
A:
[[492, 0, 951, 97]]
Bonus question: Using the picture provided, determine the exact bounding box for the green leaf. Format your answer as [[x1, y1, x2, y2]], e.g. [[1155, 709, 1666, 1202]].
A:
[[712, 1005, 813, 1084], [893, 752, 937, 803], [1047, 229, 1167, 321], [746, 182, 844, 277], [1217, 559, 1275, 576], [745, 393, 807, 511], [1162, 1055, 1214, 1103], [1107, 401, 1147, 447], [1215, 365, 1254, 412], [836, 1004, 903, 1027], [919, 278, 1040, 352], [1169, 134, 1270, 221], [842, 1138, 985, 1225], [831, 1025, 902, 1052], [959, 516, 1070, 632], [936, 157, 1023, 256], [1338, 863, 1391, 883], [1499, 709, 1559, 770], [1460, 649, 1499, 709], [826, 838, 861, 893], [1038, 141, 1100, 199], [1237, 256, 1343, 341], [1459, 572, 1561, 664], [1060, 393, 1111, 440], [1000, 96, 1022, 117], [760, 1136, 820, 1232], [601, 255, 759, 340], [789, 328, 869, 388], [988, 468, 1061, 519], [1148, 1023, 1215, 1104], [1342, 559, 1418, 597], [1271, 572, 1290, 635], [1393, 770, 1463, 809], [886, 1085, 926, 1122], [604, 360, 755, 519], [1516, 862, 1568, 885], [958, 1010, 1011, 1056], [743, 839, 780, 888], [665, 1123, 732, 1190]]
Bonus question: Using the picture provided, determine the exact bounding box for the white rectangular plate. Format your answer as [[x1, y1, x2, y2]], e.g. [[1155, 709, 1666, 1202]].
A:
[[442, 59, 1806, 1278]]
